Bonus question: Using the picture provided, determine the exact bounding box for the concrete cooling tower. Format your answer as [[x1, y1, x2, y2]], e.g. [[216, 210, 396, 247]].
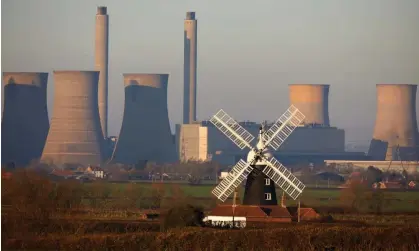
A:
[[95, 6, 109, 138], [1, 72, 49, 167], [112, 74, 176, 164], [368, 84, 419, 161], [41, 71, 105, 166], [289, 84, 330, 126]]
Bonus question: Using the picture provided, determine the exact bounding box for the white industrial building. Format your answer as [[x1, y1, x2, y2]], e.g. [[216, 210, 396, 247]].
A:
[[175, 123, 208, 162]]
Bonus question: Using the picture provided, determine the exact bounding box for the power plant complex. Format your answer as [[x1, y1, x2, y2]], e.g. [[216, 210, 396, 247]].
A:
[[1, 7, 418, 174], [176, 84, 358, 166]]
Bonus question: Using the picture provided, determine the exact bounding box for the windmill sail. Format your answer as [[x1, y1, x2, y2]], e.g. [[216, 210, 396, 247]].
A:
[[212, 159, 254, 202], [262, 156, 305, 200], [263, 105, 305, 150], [209, 106, 307, 203], [210, 109, 255, 150]]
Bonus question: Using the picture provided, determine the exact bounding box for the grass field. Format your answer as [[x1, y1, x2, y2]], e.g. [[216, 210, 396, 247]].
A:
[[80, 182, 419, 213], [82, 182, 419, 199]]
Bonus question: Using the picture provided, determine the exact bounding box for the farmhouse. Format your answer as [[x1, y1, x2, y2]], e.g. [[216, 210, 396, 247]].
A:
[[205, 200, 322, 228]]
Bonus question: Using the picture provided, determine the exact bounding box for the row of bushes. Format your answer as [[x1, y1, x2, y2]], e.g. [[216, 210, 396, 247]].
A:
[[4, 225, 419, 250]]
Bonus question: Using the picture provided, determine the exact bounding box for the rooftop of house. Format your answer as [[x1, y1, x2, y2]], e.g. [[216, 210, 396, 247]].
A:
[[287, 207, 319, 218], [209, 205, 292, 218]]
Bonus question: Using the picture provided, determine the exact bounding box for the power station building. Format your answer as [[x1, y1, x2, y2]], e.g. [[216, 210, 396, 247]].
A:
[[95, 6, 109, 138], [176, 84, 365, 165], [41, 71, 105, 166], [175, 123, 208, 162], [183, 11, 198, 124], [175, 121, 361, 165], [2, 72, 50, 167], [111, 74, 176, 164]]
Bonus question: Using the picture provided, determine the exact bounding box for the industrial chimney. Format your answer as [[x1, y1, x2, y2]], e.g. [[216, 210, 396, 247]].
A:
[[41, 71, 105, 166], [112, 74, 176, 164], [289, 84, 330, 126], [183, 11, 198, 124], [368, 84, 419, 161], [2, 72, 49, 167], [95, 6, 109, 138]]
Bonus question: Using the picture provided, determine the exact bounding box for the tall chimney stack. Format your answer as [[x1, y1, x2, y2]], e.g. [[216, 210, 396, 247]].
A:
[[183, 11, 198, 124], [95, 6, 109, 138], [289, 84, 330, 126], [368, 84, 419, 161]]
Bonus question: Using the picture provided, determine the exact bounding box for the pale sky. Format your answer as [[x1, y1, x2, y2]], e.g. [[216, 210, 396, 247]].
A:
[[2, 0, 419, 145]]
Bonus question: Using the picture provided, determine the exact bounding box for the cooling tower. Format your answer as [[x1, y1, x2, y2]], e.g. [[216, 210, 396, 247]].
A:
[[112, 74, 176, 164], [1, 72, 49, 167], [183, 11, 198, 124], [41, 71, 105, 166], [368, 84, 419, 161], [289, 84, 330, 126], [95, 6, 109, 138]]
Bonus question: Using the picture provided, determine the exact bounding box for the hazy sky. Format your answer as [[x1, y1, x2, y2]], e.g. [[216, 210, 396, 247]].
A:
[[2, 0, 419, 145]]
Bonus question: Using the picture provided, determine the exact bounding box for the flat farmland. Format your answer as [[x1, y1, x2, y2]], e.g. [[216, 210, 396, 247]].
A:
[[82, 182, 419, 213]]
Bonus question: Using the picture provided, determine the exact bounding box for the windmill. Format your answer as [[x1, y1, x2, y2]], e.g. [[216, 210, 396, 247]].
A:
[[209, 105, 306, 205]]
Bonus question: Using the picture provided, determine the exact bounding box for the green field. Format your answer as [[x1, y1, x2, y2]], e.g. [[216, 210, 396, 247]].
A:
[[81, 182, 419, 213]]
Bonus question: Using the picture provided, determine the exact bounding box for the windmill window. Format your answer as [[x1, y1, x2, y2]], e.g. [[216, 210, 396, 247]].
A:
[[265, 178, 270, 186], [265, 193, 272, 200]]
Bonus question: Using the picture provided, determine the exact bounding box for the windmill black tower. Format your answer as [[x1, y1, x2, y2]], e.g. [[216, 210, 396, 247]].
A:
[[209, 106, 307, 205], [243, 125, 277, 205]]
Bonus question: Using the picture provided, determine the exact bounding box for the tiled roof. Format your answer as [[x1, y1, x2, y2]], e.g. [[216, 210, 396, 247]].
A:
[[210, 205, 266, 217], [261, 206, 292, 218], [209, 205, 292, 218], [287, 207, 319, 219]]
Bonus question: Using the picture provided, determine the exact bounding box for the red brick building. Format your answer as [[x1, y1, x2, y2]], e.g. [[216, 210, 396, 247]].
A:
[[207, 204, 320, 224]]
